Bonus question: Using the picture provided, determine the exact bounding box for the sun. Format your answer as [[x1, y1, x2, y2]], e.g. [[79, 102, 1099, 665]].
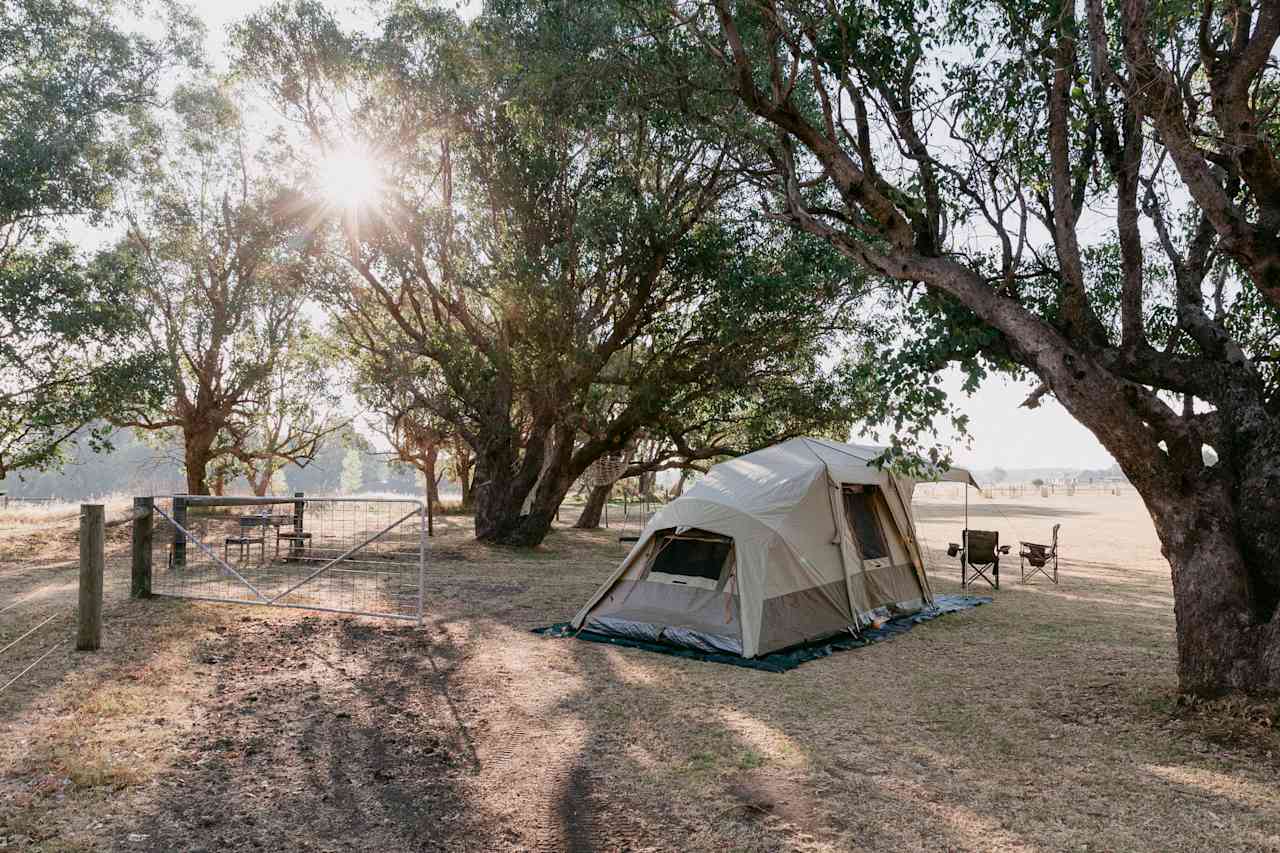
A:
[[316, 143, 383, 209]]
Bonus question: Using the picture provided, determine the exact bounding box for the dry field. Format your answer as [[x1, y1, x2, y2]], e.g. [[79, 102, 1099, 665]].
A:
[[1, 489, 1277, 852]]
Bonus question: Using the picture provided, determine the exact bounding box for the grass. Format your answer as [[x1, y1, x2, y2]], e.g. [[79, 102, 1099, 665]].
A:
[[1, 490, 1278, 852]]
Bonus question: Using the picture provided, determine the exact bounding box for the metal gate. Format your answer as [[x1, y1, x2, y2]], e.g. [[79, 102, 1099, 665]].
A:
[[148, 495, 425, 622]]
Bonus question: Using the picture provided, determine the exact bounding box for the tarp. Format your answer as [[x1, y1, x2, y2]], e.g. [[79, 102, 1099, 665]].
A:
[[540, 594, 992, 672]]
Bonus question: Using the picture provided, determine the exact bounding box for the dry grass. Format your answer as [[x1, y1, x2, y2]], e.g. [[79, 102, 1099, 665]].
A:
[[0, 494, 137, 536], [1, 489, 1277, 852]]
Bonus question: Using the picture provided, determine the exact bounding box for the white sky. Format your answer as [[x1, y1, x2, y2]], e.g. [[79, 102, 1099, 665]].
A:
[[167, 0, 1118, 473]]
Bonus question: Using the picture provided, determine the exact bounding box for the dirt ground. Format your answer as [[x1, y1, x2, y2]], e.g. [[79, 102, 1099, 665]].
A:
[[1, 489, 1278, 853]]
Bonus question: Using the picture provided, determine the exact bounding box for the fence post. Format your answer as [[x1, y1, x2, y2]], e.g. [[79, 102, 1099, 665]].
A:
[[173, 495, 188, 568], [131, 497, 153, 598], [290, 491, 305, 559], [77, 504, 104, 651]]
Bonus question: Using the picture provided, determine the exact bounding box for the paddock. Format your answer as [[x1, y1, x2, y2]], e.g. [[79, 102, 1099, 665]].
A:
[[0, 489, 1276, 853]]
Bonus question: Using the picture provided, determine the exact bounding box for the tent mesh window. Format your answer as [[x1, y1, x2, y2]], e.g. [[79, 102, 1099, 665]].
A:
[[650, 530, 732, 582], [842, 487, 889, 560]]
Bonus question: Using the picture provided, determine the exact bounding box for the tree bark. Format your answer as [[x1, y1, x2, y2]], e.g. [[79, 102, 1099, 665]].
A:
[[183, 428, 216, 496], [574, 484, 613, 529], [423, 445, 441, 510], [472, 427, 582, 546], [1139, 475, 1280, 694], [638, 470, 656, 500], [669, 469, 690, 500], [453, 438, 475, 510]]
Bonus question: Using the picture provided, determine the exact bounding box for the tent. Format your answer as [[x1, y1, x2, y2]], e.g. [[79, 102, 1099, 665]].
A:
[[570, 437, 977, 659]]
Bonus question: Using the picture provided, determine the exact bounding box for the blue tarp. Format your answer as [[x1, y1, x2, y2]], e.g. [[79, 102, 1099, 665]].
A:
[[533, 594, 992, 673]]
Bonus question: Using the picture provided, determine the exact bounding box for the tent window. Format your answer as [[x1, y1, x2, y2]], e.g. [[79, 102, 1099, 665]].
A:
[[650, 532, 731, 582], [842, 487, 889, 560]]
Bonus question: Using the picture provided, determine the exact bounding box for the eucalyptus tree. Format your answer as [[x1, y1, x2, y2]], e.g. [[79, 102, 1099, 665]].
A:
[[235, 0, 872, 545], [347, 344, 459, 511], [227, 329, 346, 496], [116, 85, 311, 495], [0, 0, 197, 478], [665, 0, 1280, 694]]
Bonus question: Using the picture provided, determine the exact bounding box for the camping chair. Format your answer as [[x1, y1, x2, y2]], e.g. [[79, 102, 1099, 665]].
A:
[[224, 515, 267, 564], [951, 529, 1009, 589], [1020, 524, 1061, 584], [275, 527, 313, 561]]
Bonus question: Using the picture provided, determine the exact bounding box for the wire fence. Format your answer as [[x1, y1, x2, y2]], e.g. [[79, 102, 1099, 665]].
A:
[[149, 496, 426, 621], [914, 482, 1133, 499], [0, 505, 124, 698]]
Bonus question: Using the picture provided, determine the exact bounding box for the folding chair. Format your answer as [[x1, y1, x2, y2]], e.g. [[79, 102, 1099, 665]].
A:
[[1020, 523, 1061, 584], [275, 529, 313, 561], [224, 515, 267, 563], [955, 529, 1009, 590]]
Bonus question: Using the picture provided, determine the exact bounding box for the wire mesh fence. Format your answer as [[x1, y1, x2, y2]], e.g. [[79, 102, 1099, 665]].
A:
[[149, 495, 425, 621]]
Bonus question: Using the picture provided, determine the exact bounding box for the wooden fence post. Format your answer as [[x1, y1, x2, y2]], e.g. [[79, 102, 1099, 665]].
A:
[[77, 504, 104, 651], [290, 491, 305, 559], [172, 495, 187, 568], [132, 496, 153, 598]]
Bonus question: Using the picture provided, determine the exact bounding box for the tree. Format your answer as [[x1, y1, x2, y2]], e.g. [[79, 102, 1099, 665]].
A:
[[340, 447, 364, 495], [116, 85, 311, 495], [0, 248, 167, 480], [0, 0, 196, 477], [345, 342, 461, 511], [235, 0, 873, 546], [227, 330, 346, 496], [447, 434, 477, 510], [669, 0, 1280, 694]]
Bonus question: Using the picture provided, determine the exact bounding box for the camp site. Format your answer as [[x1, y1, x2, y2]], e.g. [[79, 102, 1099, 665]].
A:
[[2, 0, 1278, 851]]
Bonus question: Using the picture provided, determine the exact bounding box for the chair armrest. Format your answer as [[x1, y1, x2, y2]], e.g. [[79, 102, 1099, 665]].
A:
[[998, 545, 1011, 554]]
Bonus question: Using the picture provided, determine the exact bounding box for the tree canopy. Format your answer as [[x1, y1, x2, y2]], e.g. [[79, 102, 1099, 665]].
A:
[[234, 0, 878, 545], [661, 0, 1280, 694], [0, 0, 198, 477]]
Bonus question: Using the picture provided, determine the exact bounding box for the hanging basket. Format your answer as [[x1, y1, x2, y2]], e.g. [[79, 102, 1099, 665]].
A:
[[586, 453, 630, 487]]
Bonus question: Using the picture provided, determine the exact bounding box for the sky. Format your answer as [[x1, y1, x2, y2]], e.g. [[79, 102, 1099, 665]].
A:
[[170, 0, 1118, 473]]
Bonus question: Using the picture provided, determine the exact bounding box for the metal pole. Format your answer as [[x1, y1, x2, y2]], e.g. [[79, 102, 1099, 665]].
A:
[[417, 503, 426, 625]]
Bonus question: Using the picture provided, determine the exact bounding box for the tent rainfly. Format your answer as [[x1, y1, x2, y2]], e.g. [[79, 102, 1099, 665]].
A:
[[570, 437, 977, 659]]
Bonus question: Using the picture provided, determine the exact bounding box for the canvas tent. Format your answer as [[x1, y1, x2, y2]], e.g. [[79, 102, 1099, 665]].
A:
[[570, 437, 977, 659]]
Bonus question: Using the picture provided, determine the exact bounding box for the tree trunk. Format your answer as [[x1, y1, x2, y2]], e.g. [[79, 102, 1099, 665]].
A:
[[669, 469, 690, 500], [459, 474, 472, 510], [248, 465, 271, 496], [638, 470, 656, 499], [574, 484, 613, 529], [183, 428, 216, 496], [453, 438, 475, 511], [423, 446, 440, 510], [1131, 427, 1280, 696], [472, 428, 580, 546]]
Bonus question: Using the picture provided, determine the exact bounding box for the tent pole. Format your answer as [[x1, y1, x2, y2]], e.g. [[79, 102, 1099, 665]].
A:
[[964, 484, 969, 533]]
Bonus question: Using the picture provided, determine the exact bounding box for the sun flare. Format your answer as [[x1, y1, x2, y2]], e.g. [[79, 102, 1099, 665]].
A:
[[316, 144, 382, 209]]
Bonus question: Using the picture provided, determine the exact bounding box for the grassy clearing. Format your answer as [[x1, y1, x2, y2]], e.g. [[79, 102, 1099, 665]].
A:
[[1, 490, 1277, 852]]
